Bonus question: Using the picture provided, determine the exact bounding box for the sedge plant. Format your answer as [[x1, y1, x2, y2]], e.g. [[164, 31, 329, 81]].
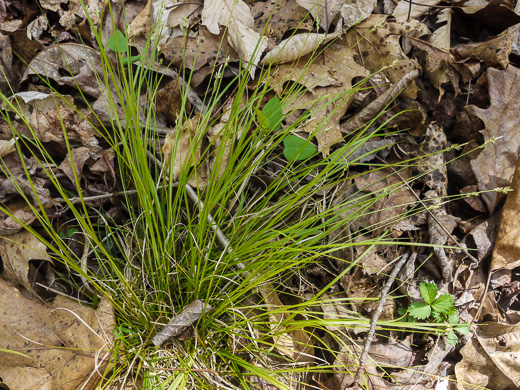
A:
[[0, 4, 480, 389]]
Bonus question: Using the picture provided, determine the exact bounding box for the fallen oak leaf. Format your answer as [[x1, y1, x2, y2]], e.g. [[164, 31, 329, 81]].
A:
[[202, 0, 267, 77]]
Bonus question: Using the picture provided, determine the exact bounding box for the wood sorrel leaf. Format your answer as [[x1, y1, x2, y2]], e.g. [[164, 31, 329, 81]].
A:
[[283, 135, 317, 161], [108, 30, 129, 53]]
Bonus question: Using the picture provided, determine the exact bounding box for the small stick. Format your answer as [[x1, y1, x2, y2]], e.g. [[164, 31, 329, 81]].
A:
[[352, 250, 414, 389]]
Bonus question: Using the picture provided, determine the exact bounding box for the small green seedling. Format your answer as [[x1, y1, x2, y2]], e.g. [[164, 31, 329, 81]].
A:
[[401, 282, 470, 345], [107, 30, 141, 65], [254, 97, 317, 161]]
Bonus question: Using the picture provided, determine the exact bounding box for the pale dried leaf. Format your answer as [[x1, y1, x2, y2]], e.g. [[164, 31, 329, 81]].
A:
[[201, 0, 267, 77], [339, 0, 376, 29], [0, 231, 53, 296], [0, 138, 16, 157], [393, 0, 442, 23], [162, 116, 201, 178], [456, 322, 520, 389], [260, 31, 340, 66], [296, 0, 347, 30], [429, 9, 451, 49], [0, 279, 114, 390], [466, 66, 520, 213]]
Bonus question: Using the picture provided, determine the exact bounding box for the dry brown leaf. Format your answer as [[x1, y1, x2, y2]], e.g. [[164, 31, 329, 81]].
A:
[[340, 0, 376, 29], [452, 24, 519, 69], [455, 322, 520, 389], [259, 31, 340, 66], [345, 14, 428, 98], [268, 38, 369, 153], [23, 44, 105, 98], [251, 0, 314, 44], [0, 201, 37, 236], [59, 147, 91, 184], [259, 284, 314, 362], [162, 115, 204, 184], [161, 26, 239, 73], [0, 279, 114, 390], [0, 138, 16, 157], [0, 230, 54, 297], [201, 0, 267, 77], [153, 299, 213, 346], [490, 155, 520, 274], [392, 0, 442, 23], [129, 0, 153, 37], [296, 0, 346, 30], [466, 66, 520, 213], [156, 78, 191, 124]]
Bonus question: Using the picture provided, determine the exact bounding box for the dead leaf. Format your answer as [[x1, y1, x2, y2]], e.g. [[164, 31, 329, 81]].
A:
[[251, 0, 314, 44], [0, 231, 54, 297], [340, 0, 376, 29], [259, 284, 314, 362], [201, 0, 267, 77], [156, 77, 190, 124], [296, 0, 346, 31], [59, 147, 92, 184], [0, 279, 114, 390], [259, 31, 341, 66], [345, 15, 428, 98], [490, 155, 520, 274], [455, 322, 520, 389], [23, 44, 105, 98], [393, 0, 442, 23], [466, 66, 520, 213], [162, 115, 202, 178], [153, 299, 213, 346]]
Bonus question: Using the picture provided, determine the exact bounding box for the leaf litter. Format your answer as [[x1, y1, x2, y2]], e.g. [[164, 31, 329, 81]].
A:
[[1, 0, 520, 389]]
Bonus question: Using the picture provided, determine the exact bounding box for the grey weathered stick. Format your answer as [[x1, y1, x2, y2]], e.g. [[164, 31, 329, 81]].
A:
[[352, 250, 415, 389]]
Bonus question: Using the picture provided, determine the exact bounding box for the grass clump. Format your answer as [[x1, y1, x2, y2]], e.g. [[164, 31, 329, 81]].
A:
[[0, 6, 472, 389]]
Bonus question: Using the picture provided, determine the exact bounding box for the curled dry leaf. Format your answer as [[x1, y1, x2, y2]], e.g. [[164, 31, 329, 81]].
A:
[[490, 155, 520, 275], [340, 0, 376, 29], [0, 231, 53, 297], [259, 31, 341, 66], [392, 0, 442, 23], [345, 15, 428, 98], [23, 44, 105, 98], [296, 0, 346, 31], [153, 299, 213, 346], [201, 0, 267, 77], [455, 322, 520, 389], [0, 279, 115, 390], [259, 284, 314, 362], [466, 66, 520, 213]]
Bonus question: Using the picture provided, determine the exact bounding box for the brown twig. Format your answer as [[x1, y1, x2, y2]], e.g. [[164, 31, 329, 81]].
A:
[[352, 250, 414, 389]]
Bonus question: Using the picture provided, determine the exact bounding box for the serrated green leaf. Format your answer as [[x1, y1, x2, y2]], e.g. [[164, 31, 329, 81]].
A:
[[262, 96, 283, 132], [455, 322, 470, 335], [431, 294, 455, 314], [254, 107, 269, 129], [420, 282, 438, 305], [448, 311, 459, 324], [446, 329, 458, 345], [108, 30, 128, 53], [283, 135, 317, 161], [408, 302, 431, 320]]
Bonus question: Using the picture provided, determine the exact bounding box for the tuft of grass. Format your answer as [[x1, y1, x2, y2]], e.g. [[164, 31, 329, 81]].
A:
[[0, 4, 483, 389]]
